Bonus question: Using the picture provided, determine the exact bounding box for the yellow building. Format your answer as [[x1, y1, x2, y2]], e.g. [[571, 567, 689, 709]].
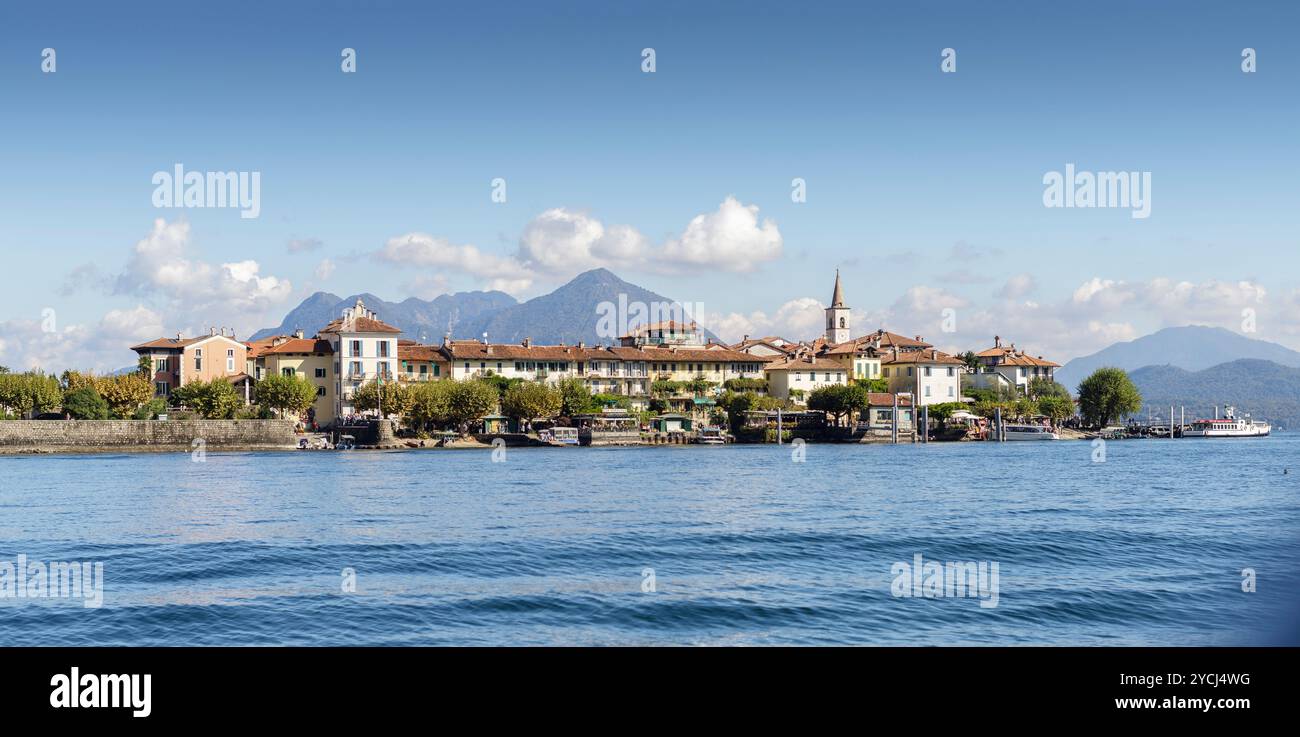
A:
[[246, 334, 337, 426]]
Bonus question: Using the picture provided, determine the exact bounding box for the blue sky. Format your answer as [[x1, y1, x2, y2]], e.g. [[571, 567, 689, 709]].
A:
[[2, 0, 1298, 371]]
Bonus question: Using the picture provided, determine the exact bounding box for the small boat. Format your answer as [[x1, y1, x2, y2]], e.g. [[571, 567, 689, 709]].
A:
[[538, 427, 579, 446], [696, 427, 727, 445], [1002, 424, 1059, 441], [1184, 406, 1270, 438], [336, 434, 357, 450]]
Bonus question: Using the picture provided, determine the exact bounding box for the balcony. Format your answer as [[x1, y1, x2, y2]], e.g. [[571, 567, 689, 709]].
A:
[[399, 372, 435, 382]]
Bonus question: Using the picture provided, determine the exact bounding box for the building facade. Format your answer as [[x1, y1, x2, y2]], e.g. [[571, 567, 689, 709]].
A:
[[318, 298, 403, 419], [131, 330, 249, 399]]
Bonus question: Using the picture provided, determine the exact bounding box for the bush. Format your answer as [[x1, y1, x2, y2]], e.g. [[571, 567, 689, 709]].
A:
[[63, 387, 110, 420], [131, 397, 167, 420]]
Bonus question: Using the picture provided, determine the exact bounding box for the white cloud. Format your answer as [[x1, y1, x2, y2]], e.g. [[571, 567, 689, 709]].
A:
[[996, 273, 1037, 300], [660, 196, 783, 271], [113, 219, 293, 318], [314, 258, 336, 281], [517, 209, 648, 273], [0, 305, 166, 373], [702, 297, 825, 344], [375, 232, 533, 295]]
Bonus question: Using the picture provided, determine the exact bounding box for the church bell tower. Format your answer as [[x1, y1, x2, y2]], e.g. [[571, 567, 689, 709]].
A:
[[825, 270, 851, 344]]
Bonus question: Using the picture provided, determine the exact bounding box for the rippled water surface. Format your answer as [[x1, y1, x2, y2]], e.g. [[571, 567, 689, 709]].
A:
[[2, 436, 1299, 645]]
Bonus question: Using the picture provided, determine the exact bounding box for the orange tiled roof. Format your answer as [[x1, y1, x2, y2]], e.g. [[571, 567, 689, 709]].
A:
[[881, 348, 965, 365], [319, 315, 402, 334]]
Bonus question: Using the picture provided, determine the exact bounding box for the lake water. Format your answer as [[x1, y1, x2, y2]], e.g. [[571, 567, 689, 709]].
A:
[[2, 436, 1299, 646]]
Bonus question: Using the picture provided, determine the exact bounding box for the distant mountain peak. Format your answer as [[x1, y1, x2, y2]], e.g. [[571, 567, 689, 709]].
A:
[[1056, 325, 1300, 390], [249, 270, 714, 346]]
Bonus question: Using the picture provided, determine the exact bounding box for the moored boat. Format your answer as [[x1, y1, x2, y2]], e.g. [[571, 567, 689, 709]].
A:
[[696, 427, 727, 444], [538, 427, 580, 446], [1183, 406, 1270, 438], [1002, 424, 1059, 441]]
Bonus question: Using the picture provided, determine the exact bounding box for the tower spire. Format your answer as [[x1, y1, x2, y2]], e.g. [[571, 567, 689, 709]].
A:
[[831, 269, 845, 308]]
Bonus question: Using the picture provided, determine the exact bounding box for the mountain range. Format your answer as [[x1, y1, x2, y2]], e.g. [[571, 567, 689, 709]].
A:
[[251, 268, 720, 345], [1055, 326, 1300, 390], [1129, 359, 1300, 430]]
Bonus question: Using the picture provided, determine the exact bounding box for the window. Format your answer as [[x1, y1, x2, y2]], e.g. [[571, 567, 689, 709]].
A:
[[155, 382, 169, 396], [350, 361, 362, 377], [350, 340, 362, 356], [378, 342, 390, 358], [947, 367, 955, 376], [497, 362, 503, 371], [515, 362, 524, 371], [315, 368, 327, 378], [883, 368, 890, 377], [155, 358, 168, 372], [463, 362, 470, 371], [925, 385, 932, 397], [924, 366, 931, 377], [227, 349, 235, 372], [433, 365, 441, 377], [282, 368, 295, 377], [316, 386, 326, 397], [907, 367, 913, 377], [419, 365, 428, 376], [795, 372, 801, 382], [194, 348, 202, 371], [948, 386, 955, 397]]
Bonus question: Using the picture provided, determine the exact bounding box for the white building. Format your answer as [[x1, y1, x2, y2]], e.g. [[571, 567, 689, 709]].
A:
[[319, 298, 403, 418], [881, 348, 965, 406], [967, 336, 1061, 395], [763, 353, 848, 402]]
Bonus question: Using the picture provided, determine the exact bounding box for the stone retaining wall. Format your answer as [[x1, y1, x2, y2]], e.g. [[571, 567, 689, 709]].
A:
[[0, 419, 298, 452]]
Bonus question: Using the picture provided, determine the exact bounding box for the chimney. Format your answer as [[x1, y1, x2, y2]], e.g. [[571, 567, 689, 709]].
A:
[[522, 337, 531, 348], [442, 334, 451, 348], [176, 332, 183, 340], [915, 335, 922, 342], [485, 344, 493, 355], [578, 341, 585, 349], [294, 329, 304, 339], [209, 326, 216, 336], [994, 335, 1001, 347], [742, 334, 750, 343]]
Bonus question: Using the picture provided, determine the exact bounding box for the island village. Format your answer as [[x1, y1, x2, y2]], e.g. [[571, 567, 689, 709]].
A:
[[109, 271, 1083, 449]]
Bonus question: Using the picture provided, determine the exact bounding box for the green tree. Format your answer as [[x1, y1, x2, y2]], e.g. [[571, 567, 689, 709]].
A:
[[352, 378, 412, 417], [255, 373, 318, 418], [925, 401, 967, 426], [501, 381, 561, 426], [480, 372, 524, 400], [132, 397, 168, 420], [807, 383, 868, 427], [407, 380, 453, 430], [95, 373, 154, 418], [686, 375, 716, 396], [651, 379, 684, 397], [0, 372, 61, 418], [960, 351, 981, 372], [856, 377, 889, 393], [722, 377, 767, 393], [63, 386, 110, 419], [446, 380, 499, 430], [1036, 395, 1075, 425], [558, 377, 596, 416], [1076, 367, 1142, 427], [137, 355, 153, 377], [172, 378, 242, 419], [1027, 377, 1071, 401]]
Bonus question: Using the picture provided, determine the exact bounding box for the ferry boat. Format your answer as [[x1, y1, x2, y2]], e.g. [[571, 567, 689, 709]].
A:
[[1183, 406, 1270, 438], [1002, 424, 1059, 441]]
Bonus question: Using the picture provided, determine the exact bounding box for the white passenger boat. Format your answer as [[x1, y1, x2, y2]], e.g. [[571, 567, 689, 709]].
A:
[[1002, 424, 1059, 441], [538, 427, 580, 446], [1183, 406, 1270, 438]]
